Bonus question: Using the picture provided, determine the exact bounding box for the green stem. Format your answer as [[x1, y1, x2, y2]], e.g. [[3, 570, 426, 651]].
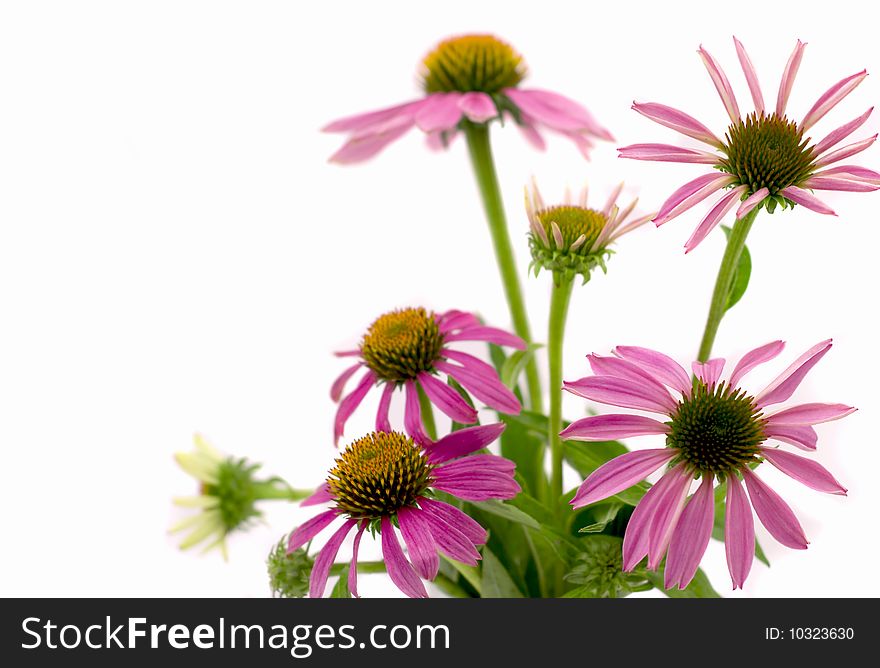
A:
[[329, 561, 386, 576], [252, 481, 313, 502], [463, 122, 543, 413], [417, 384, 438, 441], [548, 277, 574, 507], [696, 207, 760, 362], [432, 573, 474, 598]]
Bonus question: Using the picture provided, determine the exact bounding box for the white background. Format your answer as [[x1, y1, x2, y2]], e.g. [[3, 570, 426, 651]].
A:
[[1, 0, 876, 598]]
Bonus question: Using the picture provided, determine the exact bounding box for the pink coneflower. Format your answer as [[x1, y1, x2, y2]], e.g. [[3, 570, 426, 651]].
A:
[[620, 37, 879, 252], [324, 34, 613, 163], [561, 339, 855, 590], [332, 307, 523, 445], [288, 426, 519, 598]]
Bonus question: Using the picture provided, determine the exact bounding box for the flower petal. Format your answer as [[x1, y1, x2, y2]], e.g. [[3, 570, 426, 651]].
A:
[[776, 39, 806, 117], [444, 326, 526, 349], [417, 372, 478, 424], [441, 348, 498, 380], [323, 100, 421, 133], [437, 309, 481, 333], [764, 402, 857, 426], [725, 474, 754, 589], [683, 186, 746, 253], [755, 339, 833, 408], [760, 448, 846, 495], [414, 92, 464, 133], [729, 340, 786, 388], [802, 176, 879, 192], [631, 102, 723, 147], [288, 510, 338, 553], [815, 134, 877, 172], [397, 507, 439, 580], [570, 448, 677, 508], [734, 36, 765, 115], [348, 522, 367, 598], [779, 186, 836, 215], [334, 370, 376, 445], [458, 92, 497, 123], [801, 70, 868, 132], [587, 354, 672, 393], [418, 498, 487, 544], [404, 380, 430, 446], [428, 422, 506, 464], [380, 516, 428, 598], [331, 363, 362, 402], [692, 358, 725, 387], [736, 187, 769, 219], [506, 88, 613, 139], [665, 475, 716, 589], [328, 123, 414, 164], [300, 484, 334, 508], [309, 519, 357, 598], [375, 382, 395, 433], [813, 107, 874, 156], [764, 424, 818, 451], [621, 467, 681, 571], [647, 466, 693, 569], [699, 45, 741, 123], [563, 375, 677, 414], [613, 345, 692, 393], [561, 415, 671, 444], [617, 143, 719, 163], [741, 468, 808, 549], [436, 360, 521, 415], [654, 173, 736, 227]]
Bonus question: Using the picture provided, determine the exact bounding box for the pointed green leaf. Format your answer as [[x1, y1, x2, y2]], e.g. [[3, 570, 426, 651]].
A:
[[481, 545, 525, 598], [721, 225, 752, 312], [330, 569, 352, 598], [500, 343, 544, 389], [470, 499, 540, 530], [647, 567, 721, 598]]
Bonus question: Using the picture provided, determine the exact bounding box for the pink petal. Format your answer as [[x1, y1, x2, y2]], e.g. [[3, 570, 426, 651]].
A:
[[813, 107, 874, 156], [776, 40, 806, 117], [760, 448, 847, 495], [300, 484, 334, 508], [631, 102, 723, 147], [699, 45, 741, 123], [561, 414, 671, 444], [425, 129, 457, 152], [348, 522, 367, 598], [734, 36, 765, 115], [507, 88, 613, 139], [323, 100, 421, 133], [741, 467, 808, 549], [736, 187, 769, 219], [613, 345, 692, 393], [724, 474, 754, 589], [621, 466, 682, 571], [684, 187, 746, 253], [309, 519, 357, 598], [764, 424, 818, 451], [802, 176, 879, 192], [764, 402, 857, 426], [516, 117, 547, 150], [397, 507, 439, 580], [654, 173, 735, 227], [814, 164, 880, 182], [380, 516, 428, 598], [404, 380, 430, 446], [560, 130, 597, 159], [756, 339, 832, 408], [444, 326, 526, 350], [288, 510, 338, 552], [417, 372, 478, 424], [418, 508, 482, 566], [665, 475, 716, 589], [779, 186, 836, 215], [570, 448, 677, 508], [428, 422, 506, 464], [617, 143, 719, 163], [587, 354, 672, 394], [801, 70, 868, 132], [335, 349, 361, 358], [432, 464, 521, 501], [414, 92, 465, 133], [375, 382, 395, 433], [729, 340, 786, 388], [331, 363, 362, 402], [334, 370, 376, 445], [647, 466, 693, 569], [329, 123, 413, 164], [563, 375, 677, 414], [418, 498, 487, 545], [437, 309, 481, 333], [435, 454, 515, 476], [441, 348, 498, 380], [435, 361, 521, 415], [692, 358, 725, 387], [458, 92, 497, 123]]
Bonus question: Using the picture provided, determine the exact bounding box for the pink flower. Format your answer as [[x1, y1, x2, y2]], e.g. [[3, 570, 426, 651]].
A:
[[332, 307, 523, 445], [562, 339, 855, 590], [620, 37, 878, 252], [288, 426, 519, 598], [324, 34, 613, 163]]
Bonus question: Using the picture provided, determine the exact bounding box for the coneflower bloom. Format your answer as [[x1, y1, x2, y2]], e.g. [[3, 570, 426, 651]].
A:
[[619, 37, 879, 252], [526, 179, 655, 283], [332, 307, 523, 445], [561, 339, 855, 589], [288, 426, 519, 598], [324, 34, 613, 163]]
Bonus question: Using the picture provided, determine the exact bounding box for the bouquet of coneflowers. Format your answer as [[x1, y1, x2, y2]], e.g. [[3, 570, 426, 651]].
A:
[[171, 34, 873, 598]]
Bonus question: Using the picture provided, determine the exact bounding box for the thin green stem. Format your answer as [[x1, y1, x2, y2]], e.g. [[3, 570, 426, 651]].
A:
[[252, 481, 313, 502], [463, 122, 543, 413], [548, 277, 574, 507], [417, 384, 438, 440], [697, 207, 760, 362]]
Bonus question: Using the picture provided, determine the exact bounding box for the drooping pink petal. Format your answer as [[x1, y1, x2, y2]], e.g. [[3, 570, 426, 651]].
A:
[[779, 186, 836, 215], [380, 517, 428, 598], [654, 173, 736, 226], [561, 414, 671, 444], [729, 340, 786, 388], [692, 358, 725, 387], [724, 474, 754, 589], [397, 507, 440, 580], [437, 310, 481, 333], [417, 502, 483, 564], [419, 498, 487, 544], [741, 468, 808, 549], [698, 45, 741, 123], [736, 187, 770, 219], [621, 467, 681, 571], [764, 402, 857, 426], [760, 448, 847, 495], [301, 484, 334, 508], [647, 466, 693, 569], [587, 354, 672, 394], [428, 422, 506, 464], [331, 363, 362, 402], [684, 187, 746, 253], [435, 454, 516, 476], [414, 92, 465, 133], [323, 100, 421, 134], [440, 348, 498, 380], [375, 382, 395, 432], [404, 380, 430, 446], [417, 372, 478, 423], [432, 459, 521, 501], [335, 349, 361, 357], [665, 475, 716, 589], [334, 370, 376, 444], [815, 135, 878, 169], [802, 176, 879, 192], [776, 40, 806, 117], [444, 326, 526, 349], [617, 143, 720, 163], [329, 123, 414, 164], [309, 519, 357, 598], [813, 107, 874, 155], [613, 345, 692, 394], [348, 522, 367, 598], [734, 36, 765, 115], [517, 117, 547, 150], [801, 70, 868, 132], [506, 88, 613, 139], [764, 424, 818, 450], [607, 213, 656, 243], [570, 448, 677, 508], [756, 339, 833, 408], [561, 130, 597, 159], [814, 164, 880, 182], [288, 510, 338, 552], [458, 92, 497, 123], [563, 375, 677, 414], [436, 360, 521, 415], [631, 102, 723, 147]]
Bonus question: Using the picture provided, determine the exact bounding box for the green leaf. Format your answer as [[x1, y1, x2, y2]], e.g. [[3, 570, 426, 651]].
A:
[[577, 502, 624, 533], [470, 499, 540, 530], [330, 569, 352, 598], [442, 555, 483, 596], [500, 343, 543, 389], [647, 567, 721, 598], [481, 545, 525, 598], [721, 225, 752, 312], [499, 412, 546, 498]]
